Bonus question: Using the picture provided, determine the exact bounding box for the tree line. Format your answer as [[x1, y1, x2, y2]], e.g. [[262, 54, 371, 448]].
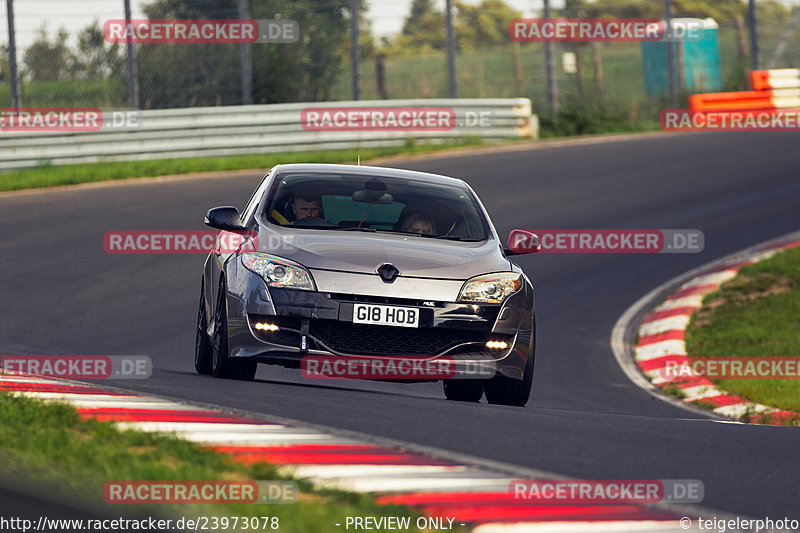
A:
[[0, 0, 791, 107]]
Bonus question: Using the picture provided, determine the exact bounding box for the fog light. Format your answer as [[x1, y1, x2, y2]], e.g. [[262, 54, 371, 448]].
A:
[[255, 322, 279, 332], [485, 340, 508, 349]]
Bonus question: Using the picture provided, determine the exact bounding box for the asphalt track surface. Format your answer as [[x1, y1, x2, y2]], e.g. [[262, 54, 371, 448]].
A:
[[2, 132, 799, 520]]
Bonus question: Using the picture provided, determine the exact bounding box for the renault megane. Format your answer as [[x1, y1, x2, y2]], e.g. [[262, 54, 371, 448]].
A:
[[195, 164, 538, 405]]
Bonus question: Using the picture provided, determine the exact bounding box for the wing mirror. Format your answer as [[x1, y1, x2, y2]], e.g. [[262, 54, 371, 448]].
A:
[[204, 206, 248, 233], [504, 229, 541, 256]]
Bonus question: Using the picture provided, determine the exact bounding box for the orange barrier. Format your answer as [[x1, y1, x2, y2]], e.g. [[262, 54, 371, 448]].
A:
[[750, 68, 800, 91], [689, 69, 800, 113], [689, 91, 773, 112]]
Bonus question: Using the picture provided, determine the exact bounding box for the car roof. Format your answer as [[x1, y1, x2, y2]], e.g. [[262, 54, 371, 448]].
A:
[[270, 163, 469, 188]]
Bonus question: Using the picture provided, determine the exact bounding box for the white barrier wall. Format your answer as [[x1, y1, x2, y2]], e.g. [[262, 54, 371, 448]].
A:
[[0, 99, 536, 170]]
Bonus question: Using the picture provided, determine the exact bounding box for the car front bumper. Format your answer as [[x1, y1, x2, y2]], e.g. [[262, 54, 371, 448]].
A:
[[223, 268, 534, 380]]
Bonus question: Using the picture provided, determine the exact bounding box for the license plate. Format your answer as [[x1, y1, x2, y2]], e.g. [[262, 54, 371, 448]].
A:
[[352, 304, 419, 328]]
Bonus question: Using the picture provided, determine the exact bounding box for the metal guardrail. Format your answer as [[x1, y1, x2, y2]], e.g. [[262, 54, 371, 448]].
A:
[[0, 99, 536, 170]]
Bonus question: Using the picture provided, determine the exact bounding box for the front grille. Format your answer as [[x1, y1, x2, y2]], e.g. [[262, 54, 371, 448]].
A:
[[327, 293, 445, 307], [309, 320, 490, 356]]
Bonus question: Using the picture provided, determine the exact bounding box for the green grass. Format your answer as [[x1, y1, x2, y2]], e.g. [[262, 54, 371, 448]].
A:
[[663, 384, 687, 400], [0, 140, 487, 193], [685, 246, 800, 413], [0, 390, 437, 532], [0, 78, 127, 108]]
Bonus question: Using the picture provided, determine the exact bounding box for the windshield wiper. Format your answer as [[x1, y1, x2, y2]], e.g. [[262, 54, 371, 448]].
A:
[[430, 235, 484, 241], [332, 226, 377, 232]]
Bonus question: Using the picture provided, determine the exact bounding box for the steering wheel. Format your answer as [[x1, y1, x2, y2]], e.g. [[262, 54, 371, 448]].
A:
[[291, 217, 335, 227]]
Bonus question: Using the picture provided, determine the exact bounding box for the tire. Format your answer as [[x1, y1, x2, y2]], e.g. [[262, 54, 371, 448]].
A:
[[194, 280, 213, 375], [212, 279, 257, 381], [443, 379, 484, 402], [485, 315, 536, 407]]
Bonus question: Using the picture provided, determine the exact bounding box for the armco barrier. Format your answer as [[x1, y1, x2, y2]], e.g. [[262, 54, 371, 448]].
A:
[[689, 69, 800, 113], [0, 99, 536, 170]]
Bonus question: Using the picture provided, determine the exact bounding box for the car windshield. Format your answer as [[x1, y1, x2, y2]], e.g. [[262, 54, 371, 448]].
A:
[[263, 172, 489, 241]]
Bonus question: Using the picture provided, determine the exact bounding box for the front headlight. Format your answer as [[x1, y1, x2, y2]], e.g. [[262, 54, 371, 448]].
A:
[[458, 272, 522, 304], [241, 253, 316, 290]]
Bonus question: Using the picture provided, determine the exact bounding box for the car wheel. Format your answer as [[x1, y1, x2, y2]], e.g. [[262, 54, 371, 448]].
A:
[[212, 279, 257, 381], [485, 315, 535, 406], [442, 379, 484, 402], [194, 280, 213, 375]]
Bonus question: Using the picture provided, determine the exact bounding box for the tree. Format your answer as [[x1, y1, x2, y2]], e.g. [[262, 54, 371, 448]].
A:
[[74, 21, 124, 79], [0, 45, 8, 83], [394, 0, 446, 54], [249, 0, 351, 103], [22, 25, 74, 81], [455, 0, 521, 51], [384, 0, 520, 56], [135, 0, 351, 108]]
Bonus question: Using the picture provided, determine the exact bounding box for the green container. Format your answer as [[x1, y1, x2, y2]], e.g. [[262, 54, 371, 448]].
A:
[[642, 18, 722, 98]]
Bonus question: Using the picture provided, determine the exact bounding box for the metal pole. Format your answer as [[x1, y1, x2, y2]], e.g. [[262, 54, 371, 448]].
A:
[[6, 0, 20, 108], [446, 0, 457, 98], [123, 0, 140, 109], [749, 0, 759, 71], [543, 0, 558, 113], [350, 0, 361, 100], [665, 0, 676, 107], [238, 0, 253, 105]]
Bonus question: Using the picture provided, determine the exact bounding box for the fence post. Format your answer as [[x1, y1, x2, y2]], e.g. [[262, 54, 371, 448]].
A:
[[123, 0, 140, 109], [6, 0, 21, 108], [239, 0, 253, 105]]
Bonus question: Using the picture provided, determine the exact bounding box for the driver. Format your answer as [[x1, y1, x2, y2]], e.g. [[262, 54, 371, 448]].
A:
[[291, 193, 323, 222]]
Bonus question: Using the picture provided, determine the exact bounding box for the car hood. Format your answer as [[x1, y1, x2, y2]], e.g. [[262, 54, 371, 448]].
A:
[[255, 226, 509, 280]]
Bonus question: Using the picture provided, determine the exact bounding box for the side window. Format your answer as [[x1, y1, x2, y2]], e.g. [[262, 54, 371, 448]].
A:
[[241, 173, 272, 226]]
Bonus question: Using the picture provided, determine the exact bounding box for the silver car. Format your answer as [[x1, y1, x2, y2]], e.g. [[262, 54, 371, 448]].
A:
[[195, 164, 538, 405]]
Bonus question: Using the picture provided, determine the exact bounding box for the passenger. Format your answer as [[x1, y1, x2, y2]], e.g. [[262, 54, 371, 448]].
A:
[[400, 213, 436, 235]]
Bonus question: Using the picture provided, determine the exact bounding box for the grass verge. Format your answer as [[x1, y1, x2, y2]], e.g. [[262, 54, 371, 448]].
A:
[[684, 246, 800, 413], [0, 390, 441, 532], [0, 139, 490, 193]]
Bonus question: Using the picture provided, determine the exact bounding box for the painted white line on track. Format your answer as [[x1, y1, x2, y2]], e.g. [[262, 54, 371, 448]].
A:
[[0, 377, 70, 385], [310, 475, 512, 493], [638, 316, 690, 336], [634, 340, 686, 362], [186, 433, 345, 445], [8, 392, 144, 402], [713, 403, 773, 418], [678, 270, 736, 289], [284, 465, 467, 478], [114, 422, 287, 432], [680, 385, 720, 402], [653, 295, 703, 311]]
